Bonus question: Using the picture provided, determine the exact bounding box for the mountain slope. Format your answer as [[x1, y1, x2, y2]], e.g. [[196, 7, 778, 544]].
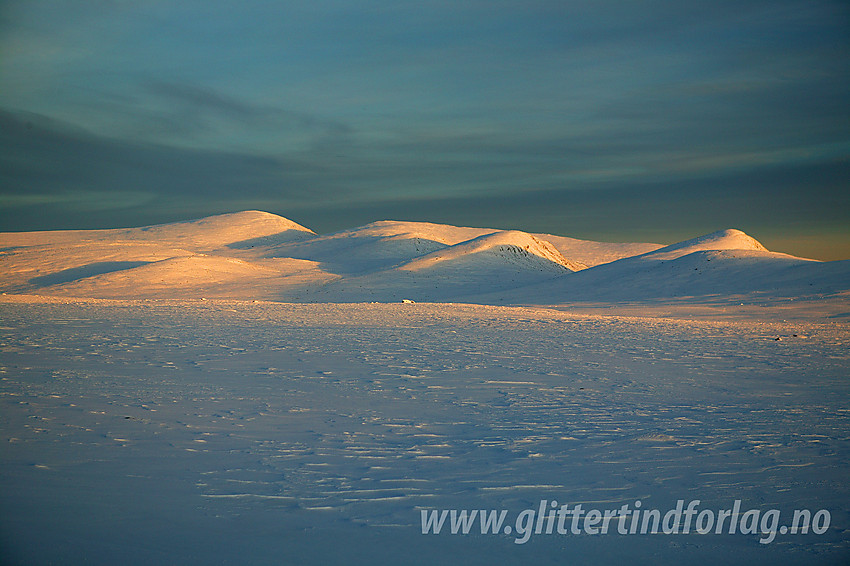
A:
[[0, 211, 322, 298], [484, 229, 850, 305], [640, 228, 767, 260], [0, 210, 315, 250], [532, 234, 662, 266], [1, 214, 848, 313], [304, 230, 582, 302], [398, 230, 586, 273], [266, 220, 659, 274]]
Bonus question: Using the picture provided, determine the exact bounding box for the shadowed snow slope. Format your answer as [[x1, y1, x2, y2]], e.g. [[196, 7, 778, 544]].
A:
[[1, 213, 848, 311]]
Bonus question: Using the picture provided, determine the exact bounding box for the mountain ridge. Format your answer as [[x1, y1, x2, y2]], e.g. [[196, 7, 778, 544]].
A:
[[2, 211, 847, 311]]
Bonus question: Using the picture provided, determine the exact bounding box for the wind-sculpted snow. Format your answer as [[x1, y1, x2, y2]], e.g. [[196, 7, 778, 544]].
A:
[[0, 211, 848, 316], [0, 298, 848, 564]]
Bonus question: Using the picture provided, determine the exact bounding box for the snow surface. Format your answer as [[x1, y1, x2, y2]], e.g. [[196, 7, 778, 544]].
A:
[[0, 212, 849, 564]]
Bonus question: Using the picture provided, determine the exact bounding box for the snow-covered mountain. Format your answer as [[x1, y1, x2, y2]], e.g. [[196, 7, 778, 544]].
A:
[[300, 230, 586, 303], [482, 228, 849, 307], [1, 210, 315, 249], [638, 228, 767, 260], [1, 211, 847, 310]]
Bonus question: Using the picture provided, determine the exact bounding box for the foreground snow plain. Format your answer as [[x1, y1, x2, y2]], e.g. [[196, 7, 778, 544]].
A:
[[1, 213, 849, 564]]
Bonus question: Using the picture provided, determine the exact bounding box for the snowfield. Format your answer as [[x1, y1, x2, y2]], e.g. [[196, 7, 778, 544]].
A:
[[1, 212, 848, 564]]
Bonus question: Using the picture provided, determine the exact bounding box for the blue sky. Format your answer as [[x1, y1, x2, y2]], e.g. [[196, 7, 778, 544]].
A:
[[1, 0, 848, 258]]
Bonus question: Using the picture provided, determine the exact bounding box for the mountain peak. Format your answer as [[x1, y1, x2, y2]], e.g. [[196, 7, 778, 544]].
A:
[[128, 210, 316, 249], [398, 229, 587, 272], [646, 228, 767, 260]]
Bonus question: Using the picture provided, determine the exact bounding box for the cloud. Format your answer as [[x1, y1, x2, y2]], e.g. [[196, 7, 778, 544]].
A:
[[38, 80, 357, 154], [0, 108, 304, 205], [0, 190, 156, 211], [3, 106, 847, 260], [0, 1, 847, 259], [143, 81, 351, 139], [146, 81, 267, 121]]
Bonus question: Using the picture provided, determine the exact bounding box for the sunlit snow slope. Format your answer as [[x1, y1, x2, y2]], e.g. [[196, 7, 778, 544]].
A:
[[1, 212, 848, 311]]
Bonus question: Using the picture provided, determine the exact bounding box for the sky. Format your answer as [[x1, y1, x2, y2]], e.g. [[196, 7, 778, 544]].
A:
[[1, 1, 848, 259]]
